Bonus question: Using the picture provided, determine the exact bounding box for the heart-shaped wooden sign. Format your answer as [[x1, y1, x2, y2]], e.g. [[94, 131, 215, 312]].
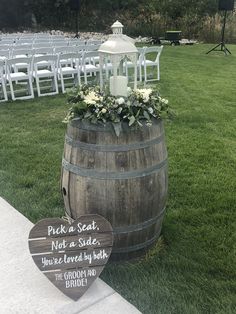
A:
[[28, 214, 113, 301]]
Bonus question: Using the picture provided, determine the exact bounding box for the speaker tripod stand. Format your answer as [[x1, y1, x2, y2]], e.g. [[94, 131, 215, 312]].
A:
[[206, 10, 231, 55], [73, 9, 80, 38]]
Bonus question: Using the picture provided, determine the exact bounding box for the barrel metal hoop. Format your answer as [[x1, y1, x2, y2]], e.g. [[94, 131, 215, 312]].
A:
[[62, 158, 167, 180], [65, 133, 164, 152], [113, 207, 166, 234], [112, 231, 161, 253]]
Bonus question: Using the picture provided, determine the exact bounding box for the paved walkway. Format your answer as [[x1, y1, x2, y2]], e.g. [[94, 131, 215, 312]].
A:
[[0, 197, 142, 314]]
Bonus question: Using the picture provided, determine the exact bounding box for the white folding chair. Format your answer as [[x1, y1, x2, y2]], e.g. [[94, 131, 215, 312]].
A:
[[55, 46, 78, 68], [68, 40, 86, 46], [87, 40, 102, 45], [34, 38, 51, 43], [13, 42, 33, 49], [86, 44, 100, 52], [98, 55, 113, 82], [141, 46, 163, 82], [0, 60, 8, 102], [85, 45, 100, 66], [0, 44, 12, 50], [33, 42, 52, 49], [11, 48, 34, 74], [0, 49, 10, 61], [33, 48, 54, 69], [11, 48, 34, 58], [17, 38, 34, 44], [51, 36, 66, 41], [5, 57, 34, 101], [33, 55, 59, 97], [76, 45, 87, 52], [57, 52, 81, 93], [15, 43, 33, 49], [34, 47, 54, 57], [53, 41, 68, 47], [35, 34, 50, 39], [54, 46, 76, 54], [81, 51, 100, 84], [124, 47, 145, 83], [0, 39, 14, 45]]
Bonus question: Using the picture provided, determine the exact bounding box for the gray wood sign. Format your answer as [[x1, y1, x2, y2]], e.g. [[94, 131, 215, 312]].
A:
[[28, 214, 113, 301]]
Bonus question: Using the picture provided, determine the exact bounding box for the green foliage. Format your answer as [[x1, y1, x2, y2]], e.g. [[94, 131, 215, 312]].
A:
[[63, 84, 170, 136], [155, 0, 218, 18], [0, 0, 23, 29]]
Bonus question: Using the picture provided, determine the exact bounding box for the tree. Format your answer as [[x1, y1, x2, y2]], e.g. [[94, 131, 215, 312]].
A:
[[0, 0, 24, 30]]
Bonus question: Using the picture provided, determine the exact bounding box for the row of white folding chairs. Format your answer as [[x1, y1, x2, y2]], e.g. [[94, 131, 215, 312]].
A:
[[0, 46, 163, 102], [0, 52, 102, 102], [0, 38, 102, 47], [0, 41, 100, 52], [0, 44, 100, 60], [1, 34, 101, 41], [15, 39, 102, 44], [0, 45, 100, 62], [0, 39, 68, 45], [0, 36, 66, 41], [0, 33, 65, 37], [0, 41, 84, 48], [0, 34, 67, 41]]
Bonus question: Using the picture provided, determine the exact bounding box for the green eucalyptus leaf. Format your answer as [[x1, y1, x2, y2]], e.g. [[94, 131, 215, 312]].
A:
[[143, 110, 150, 120], [112, 122, 122, 137], [135, 109, 141, 118], [84, 112, 92, 118], [128, 115, 136, 126]]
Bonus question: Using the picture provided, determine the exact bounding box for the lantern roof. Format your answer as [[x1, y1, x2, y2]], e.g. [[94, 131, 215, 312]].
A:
[[98, 21, 138, 55]]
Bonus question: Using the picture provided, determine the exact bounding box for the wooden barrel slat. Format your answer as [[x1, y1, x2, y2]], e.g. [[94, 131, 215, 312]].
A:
[[64, 141, 167, 172], [61, 119, 168, 260]]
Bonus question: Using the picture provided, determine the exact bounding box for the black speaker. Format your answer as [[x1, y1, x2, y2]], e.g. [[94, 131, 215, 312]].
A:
[[218, 0, 234, 11], [69, 0, 80, 11]]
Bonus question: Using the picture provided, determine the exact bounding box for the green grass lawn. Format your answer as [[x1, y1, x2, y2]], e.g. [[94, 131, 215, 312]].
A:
[[0, 44, 236, 313]]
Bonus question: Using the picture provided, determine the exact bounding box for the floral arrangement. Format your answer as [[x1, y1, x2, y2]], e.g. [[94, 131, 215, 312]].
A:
[[63, 85, 170, 136]]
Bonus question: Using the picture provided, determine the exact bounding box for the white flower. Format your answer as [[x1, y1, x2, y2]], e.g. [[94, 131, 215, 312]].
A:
[[143, 96, 149, 103], [161, 98, 168, 105], [145, 88, 153, 96], [83, 91, 100, 105], [135, 88, 152, 102], [148, 107, 154, 114], [101, 108, 107, 114], [116, 97, 125, 105], [127, 87, 132, 95]]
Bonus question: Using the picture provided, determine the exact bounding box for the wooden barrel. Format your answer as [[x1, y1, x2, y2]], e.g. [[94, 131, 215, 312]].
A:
[[61, 118, 168, 260]]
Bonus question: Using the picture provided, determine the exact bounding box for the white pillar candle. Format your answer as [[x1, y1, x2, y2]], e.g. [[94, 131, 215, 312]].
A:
[[110, 76, 128, 97]]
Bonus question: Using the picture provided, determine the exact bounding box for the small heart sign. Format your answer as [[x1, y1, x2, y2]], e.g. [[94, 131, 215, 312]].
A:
[[28, 214, 113, 301]]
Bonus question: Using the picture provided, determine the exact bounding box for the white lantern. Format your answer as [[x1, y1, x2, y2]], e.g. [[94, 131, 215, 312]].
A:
[[98, 21, 138, 97]]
